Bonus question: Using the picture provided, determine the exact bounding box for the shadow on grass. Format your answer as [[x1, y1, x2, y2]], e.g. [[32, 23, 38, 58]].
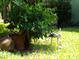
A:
[[31, 44, 57, 53], [5, 44, 57, 56], [62, 27, 79, 32]]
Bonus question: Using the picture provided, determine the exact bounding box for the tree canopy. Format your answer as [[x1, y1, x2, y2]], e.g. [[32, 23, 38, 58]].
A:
[[8, 0, 57, 38]]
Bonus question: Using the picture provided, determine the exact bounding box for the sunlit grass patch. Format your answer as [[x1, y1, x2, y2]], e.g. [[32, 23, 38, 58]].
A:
[[0, 27, 79, 59]]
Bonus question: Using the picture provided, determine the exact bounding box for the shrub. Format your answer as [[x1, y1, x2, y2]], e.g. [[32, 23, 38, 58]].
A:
[[7, 0, 57, 49], [8, 0, 57, 38], [0, 23, 10, 37]]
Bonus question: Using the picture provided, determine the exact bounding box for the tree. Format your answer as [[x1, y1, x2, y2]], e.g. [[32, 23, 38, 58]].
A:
[[44, 0, 72, 27], [0, 0, 2, 12], [6, 0, 56, 50], [56, 0, 71, 27], [1, 0, 11, 22]]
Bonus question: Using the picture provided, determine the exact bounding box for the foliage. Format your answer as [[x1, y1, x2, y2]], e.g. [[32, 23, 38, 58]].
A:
[[0, 0, 2, 11], [44, 0, 72, 27], [8, 0, 57, 38], [0, 23, 10, 37], [56, 0, 72, 27]]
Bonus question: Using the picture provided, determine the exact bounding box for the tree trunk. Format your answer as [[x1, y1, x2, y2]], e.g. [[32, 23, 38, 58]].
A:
[[2, 0, 10, 23], [2, 0, 7, 22], [24, 30, 31, 50], [10, 32, 25, 51]]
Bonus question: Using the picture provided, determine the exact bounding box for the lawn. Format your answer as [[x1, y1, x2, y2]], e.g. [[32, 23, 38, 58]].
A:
[[0, 27, 79, 59]]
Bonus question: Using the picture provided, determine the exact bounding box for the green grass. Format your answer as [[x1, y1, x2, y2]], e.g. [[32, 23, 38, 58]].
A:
[[0, 27, 79, 59]]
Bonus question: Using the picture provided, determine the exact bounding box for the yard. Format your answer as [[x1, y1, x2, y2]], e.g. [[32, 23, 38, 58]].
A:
[[0, 27, 79, 59], [0, 0, 79, 59]]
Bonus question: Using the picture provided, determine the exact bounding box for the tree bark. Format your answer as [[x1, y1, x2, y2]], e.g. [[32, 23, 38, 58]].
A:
[[2, 0, 7, 22], [2, 0, 10, 23], [24, 30, 31, 50]]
